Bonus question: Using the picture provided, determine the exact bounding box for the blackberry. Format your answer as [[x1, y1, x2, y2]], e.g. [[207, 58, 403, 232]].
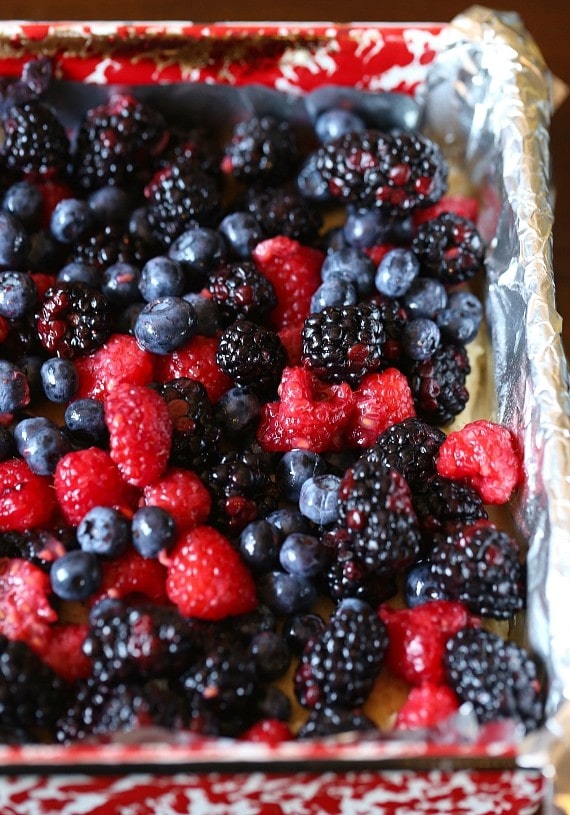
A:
[[152, 377, 221, 471], [145, 163, 222, 247], [206, 260, 277, 324], [0, 635, 67, 741], [57, 677, 209, 743], [336, 456, 421, 574], [203, 443, 279, 534], [364, 417, 446, 489], [371, 293, 409, 365], [408, 342, 470, 426], [82, 598, 207, 682], [216, 320, 286, 395], [444, 628, 544, 732], [298, 705, 379, 739], [74, 93, 169, 192], [179, 642, 259, 736], [294, 600, 388, 709], [301, 303, 386, 387], [36, 281, 111, 358], [243, 186, 322, 243], [412, 474, 488, 538], [0, 526, 76, 572], [412, 212, 485, 286], [315, 128, 447, 212], [222, 115, 300, 185], [324, 527, 398, 604], [157, 125, 222, 180], [70, 223, 154, 272], [1, 100, 70, 179], [429, 520, 524, 619]]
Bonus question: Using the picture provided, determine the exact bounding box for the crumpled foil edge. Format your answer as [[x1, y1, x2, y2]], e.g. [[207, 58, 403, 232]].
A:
[[425, 3, 570, 804]]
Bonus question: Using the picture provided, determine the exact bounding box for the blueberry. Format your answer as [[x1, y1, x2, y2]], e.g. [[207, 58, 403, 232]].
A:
[[88, 186, 130, 225], [214, 386, 261, 438], [266, 508, 311, 541], [77, 506, 130, 557], [40, 357, 78, 403], [250, 630, 291, 680], [50, 550, 102, 601], [2, 181, 43, 228], [315, 108, 366, 142], [218, 211, 264, 259], [129, 205, 157, 246], [131, 506, 176, 558], [102, 262, 141, 306], [0, 271, 38, 319], [296, 153, 331, 202], [21, 425, 71, 475], [17, 355, 44, 399], [375, 248, 420, 298], [402, 317, 441, 361], [50, 198, 94, 244], [57, 261, 100, 288], [310, 278, 358, 312], [0, 212, 29, 269], [168, 227, 226, 286], [343, 208, 391, 249], [14, 415, 57, 454], [26, 229, 61, 272], [0, 424, 15, 463], [182, 293, 222, 337], [239, 519, 281, 573], [258, 570, 317, 615], [436, 290, 483, 344], [404, 560, 450, 608], [403, 277, 448, 319], [139, 255, 185, 301], [298, 474, 341, 526], [64, 398, 108, 444], [282, 612, 326, 654], [276, 449, 328, 501], [115, 302, 145, 335], [256, 685, 292, 721], [134, 296, 197, 354], [321, 248, 376, 297], [0, 360, 29, 413], [279, 533, 328, 578]]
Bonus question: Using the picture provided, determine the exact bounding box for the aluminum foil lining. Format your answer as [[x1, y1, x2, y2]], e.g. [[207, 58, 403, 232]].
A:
[[424, 4, 570, 802]]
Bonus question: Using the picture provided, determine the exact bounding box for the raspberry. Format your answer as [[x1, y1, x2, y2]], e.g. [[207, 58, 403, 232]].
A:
[[165, 526, 258, 621], [92, 549, 169, 606], [257, 366, 355, 453], [104, 383, 172, 488], [278, 323, 304, 367], [240, 718, 293, 744], [0, 458, 57, 532], [379, 600, 478, 686], [0, 558, 57, 651], [155, 335, 232, 403], [436, 419, 523, 504], [252, 236, 324, 330], [75, 333, 155, 401], [414, 194, 480, 226], [395, 682, 460, 730], [38, 624, 92, 683], [54, 447, 139, 526], [141, 467, 212, 532], [344, 368, 416, 448]]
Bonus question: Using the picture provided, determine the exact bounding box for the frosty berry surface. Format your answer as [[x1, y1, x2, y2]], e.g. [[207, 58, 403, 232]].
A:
[[0, 54, 543, 747]]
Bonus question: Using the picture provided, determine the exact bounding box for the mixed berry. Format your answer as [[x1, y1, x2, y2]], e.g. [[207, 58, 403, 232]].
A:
[[0, 58, 544, 745]]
